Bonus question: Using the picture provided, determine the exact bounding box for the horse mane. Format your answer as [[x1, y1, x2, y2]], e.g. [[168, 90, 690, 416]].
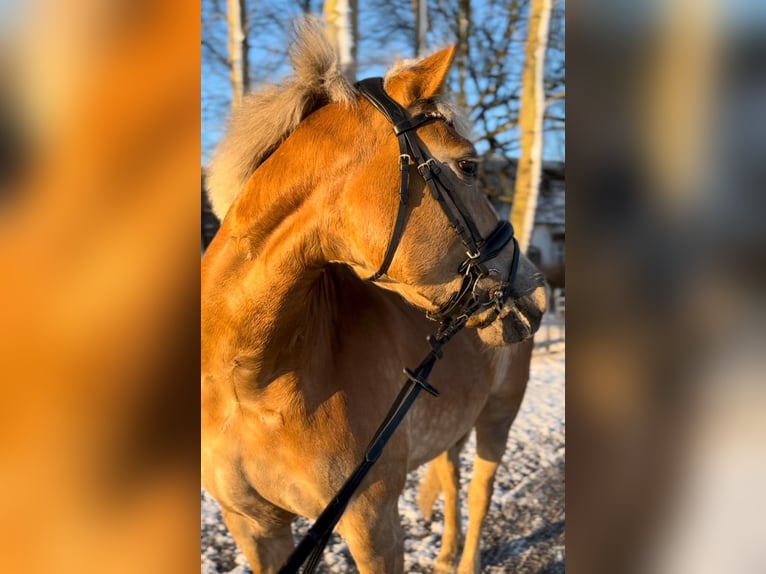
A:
[[206, 18, 356, 219]]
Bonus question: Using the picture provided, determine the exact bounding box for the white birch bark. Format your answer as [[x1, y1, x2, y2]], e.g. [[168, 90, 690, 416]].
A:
[[324, 0, 357, 80], [414, 0, 429, 57], [511, 0, 552, 252], [227, 0, 249, 110]]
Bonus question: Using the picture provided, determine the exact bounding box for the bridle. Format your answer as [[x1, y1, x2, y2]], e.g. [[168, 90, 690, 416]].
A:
[[278, 78, 521, 573], [357, 77, 520, 326]]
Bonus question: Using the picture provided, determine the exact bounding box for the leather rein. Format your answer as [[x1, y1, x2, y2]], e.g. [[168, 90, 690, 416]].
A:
[[278, 78, 520, 573]]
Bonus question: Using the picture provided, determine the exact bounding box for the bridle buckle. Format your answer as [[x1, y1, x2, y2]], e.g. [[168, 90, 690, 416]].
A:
[[417, 158, 439, 178]]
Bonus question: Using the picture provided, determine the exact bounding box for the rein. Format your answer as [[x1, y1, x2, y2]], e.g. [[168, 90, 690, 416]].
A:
[[278, 78, 519, 573]]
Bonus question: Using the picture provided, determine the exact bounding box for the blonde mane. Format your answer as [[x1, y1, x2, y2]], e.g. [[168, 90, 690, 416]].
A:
[[206, 18, 356, 219]]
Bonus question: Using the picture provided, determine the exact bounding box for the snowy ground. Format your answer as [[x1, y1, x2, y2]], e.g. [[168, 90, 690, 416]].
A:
[[202, 317, 565, 573]]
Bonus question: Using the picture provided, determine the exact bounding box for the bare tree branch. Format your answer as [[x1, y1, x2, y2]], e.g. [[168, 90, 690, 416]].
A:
[[545, 90, 565, 106], [202, 38, 231, 69]]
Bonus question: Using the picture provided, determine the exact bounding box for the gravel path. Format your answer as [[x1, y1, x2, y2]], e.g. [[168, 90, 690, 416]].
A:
[[202, 320, 565, 573]]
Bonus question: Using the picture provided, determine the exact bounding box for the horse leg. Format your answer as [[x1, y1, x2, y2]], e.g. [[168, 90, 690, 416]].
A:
[[220, 508, 294, 574], [429, 446, 461, 573], [338, 487, 404, 574], [457, 342, 532, 574], [456, 453, 500, 574], [417, 460, 441, 521], [418, 433, 470, 522], [420, 434, 468, 573]]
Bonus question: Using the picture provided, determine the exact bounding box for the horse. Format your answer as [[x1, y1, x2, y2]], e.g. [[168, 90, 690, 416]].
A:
[[201, 20, 546, 574]]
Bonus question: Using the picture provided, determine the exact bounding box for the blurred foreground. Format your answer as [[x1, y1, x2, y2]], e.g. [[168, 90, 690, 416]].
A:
[[568, 1, 766, 572], [0, 1, 200, 572]]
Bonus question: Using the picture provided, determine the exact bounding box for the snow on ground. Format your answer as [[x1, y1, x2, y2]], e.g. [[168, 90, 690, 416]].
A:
[[202, 318, 565, 573]]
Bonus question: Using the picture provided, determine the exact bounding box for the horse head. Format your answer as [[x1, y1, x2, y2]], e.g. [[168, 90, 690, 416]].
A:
[[208, 21, 546, 346], [329, 48, 547, 345]]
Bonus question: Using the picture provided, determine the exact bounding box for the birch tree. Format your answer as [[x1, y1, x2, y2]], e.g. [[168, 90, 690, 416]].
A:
[[455, 0, 470, 108], [324, 0, 358, 80], [227, 0, 250, 109], [413, 0, 429, 57], [510, 0, 552, 252]]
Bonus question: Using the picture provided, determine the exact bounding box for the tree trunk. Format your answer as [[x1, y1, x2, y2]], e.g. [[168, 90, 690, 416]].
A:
[[324, 0, 358, 80], [227, 0, 249, 110], [413, 0, 429, 58], [511, 0, 552, 252], [456, 0, 470, 107]]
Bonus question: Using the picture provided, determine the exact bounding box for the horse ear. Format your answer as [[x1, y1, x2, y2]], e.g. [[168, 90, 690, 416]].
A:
[[386, 45, 457, 106]]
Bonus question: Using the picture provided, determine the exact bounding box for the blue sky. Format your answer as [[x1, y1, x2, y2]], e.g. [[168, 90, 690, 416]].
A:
[[201, 1, 565, 166]]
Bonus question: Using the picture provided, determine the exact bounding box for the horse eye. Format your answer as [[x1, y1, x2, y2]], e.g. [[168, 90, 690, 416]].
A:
[[457, 160, 478, 176]]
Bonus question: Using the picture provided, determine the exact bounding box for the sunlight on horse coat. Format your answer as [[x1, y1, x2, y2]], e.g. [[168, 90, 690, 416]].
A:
[[202, 18, 546, 574]]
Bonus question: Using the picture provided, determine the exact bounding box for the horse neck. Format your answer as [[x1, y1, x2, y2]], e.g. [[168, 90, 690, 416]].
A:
[[203, 164, 344, 386]]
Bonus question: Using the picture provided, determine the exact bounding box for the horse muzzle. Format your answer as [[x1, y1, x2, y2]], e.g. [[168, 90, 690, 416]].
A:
[[472, 259, 547, 346]]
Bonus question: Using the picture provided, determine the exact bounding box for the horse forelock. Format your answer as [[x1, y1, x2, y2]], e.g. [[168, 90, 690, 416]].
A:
[[206, 17, 356, 220]]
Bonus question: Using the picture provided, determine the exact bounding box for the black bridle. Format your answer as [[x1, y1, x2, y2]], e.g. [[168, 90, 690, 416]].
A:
[[358, 77, 520, 324], [278, 78, 520, 574]]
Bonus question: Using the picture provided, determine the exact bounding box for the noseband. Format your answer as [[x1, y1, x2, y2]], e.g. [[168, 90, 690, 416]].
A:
[[356, 77, 520, 326]]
